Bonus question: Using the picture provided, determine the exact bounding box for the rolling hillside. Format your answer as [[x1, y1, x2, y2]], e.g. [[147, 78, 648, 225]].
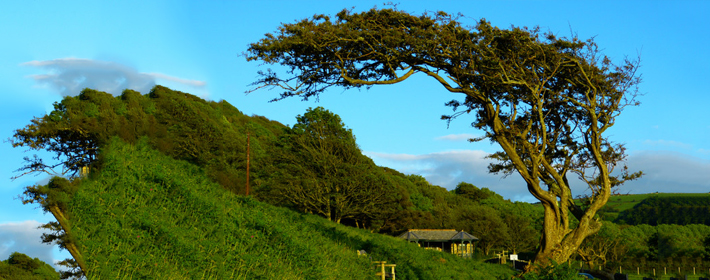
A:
[[582, 193, 710, 223], [53, 137, 514, 279]]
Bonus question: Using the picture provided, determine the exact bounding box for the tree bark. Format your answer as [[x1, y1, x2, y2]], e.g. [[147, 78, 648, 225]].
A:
[[49, 205, 88, 276]]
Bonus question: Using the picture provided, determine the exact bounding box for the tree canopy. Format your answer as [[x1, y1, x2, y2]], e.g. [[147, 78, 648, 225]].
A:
[[246, 7, 643, 269], [0, 252, 60, 280], [265, 106, 402, 225]]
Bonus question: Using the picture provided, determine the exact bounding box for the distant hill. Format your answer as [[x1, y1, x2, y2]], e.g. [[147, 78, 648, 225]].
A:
[[613, 194, 710, 225], [580, 193, 710, 225]]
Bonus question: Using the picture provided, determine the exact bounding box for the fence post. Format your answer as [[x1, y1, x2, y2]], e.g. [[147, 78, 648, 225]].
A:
[[637, 267, 639, 275]]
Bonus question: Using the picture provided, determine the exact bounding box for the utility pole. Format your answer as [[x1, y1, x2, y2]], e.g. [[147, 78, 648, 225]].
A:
[[246, 132, 250, 196]]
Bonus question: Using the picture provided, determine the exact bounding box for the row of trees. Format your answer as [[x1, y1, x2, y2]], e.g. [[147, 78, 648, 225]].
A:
[[574, 222, 710, 271]]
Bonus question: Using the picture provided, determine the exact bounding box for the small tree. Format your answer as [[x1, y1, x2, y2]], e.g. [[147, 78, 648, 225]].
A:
[[272, 107, 397, 224], [246, 8, 643, 269], [456, 204, 509, 255], [575, 221, 628, 270]]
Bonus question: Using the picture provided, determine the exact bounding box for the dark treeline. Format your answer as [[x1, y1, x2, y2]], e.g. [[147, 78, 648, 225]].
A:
[[615, 196, 710, 226]]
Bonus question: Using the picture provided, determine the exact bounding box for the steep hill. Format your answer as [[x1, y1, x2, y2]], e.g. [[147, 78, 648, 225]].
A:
[[11, 86, 543, 277], [58, 137, 513, 279]]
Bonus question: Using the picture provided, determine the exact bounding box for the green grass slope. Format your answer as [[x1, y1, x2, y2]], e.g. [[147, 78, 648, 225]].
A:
[[67, 138, 513, 279]]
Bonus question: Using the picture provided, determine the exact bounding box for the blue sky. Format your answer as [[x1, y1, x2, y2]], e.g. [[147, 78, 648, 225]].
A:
[[1, 0, 709, 270]]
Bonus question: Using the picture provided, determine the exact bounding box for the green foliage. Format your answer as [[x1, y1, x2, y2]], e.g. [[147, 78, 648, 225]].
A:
[[11, 85, 540, 275], [245, 6, 643, 267], [616, 195, 710, 225], [0, 252, 60, 280], [11, 86, 287, 196], [454, 182, 492, 203], [456, 204, 509, 255], [57, 138, 514, 279], [263, 107, 401, 225], [572, 223, 710, 273], [518, 261, 586, 280]]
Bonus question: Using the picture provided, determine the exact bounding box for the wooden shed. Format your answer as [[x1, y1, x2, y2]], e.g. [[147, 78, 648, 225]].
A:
[[397, 229, 478, 258]]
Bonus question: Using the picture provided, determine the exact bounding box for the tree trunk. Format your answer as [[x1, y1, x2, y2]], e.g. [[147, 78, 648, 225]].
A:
[[526, 201, 603, 272], [49, 205, 87, 276]]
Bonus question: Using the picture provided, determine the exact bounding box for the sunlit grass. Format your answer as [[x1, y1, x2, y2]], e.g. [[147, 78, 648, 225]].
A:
[[66, 138, 514, 279]]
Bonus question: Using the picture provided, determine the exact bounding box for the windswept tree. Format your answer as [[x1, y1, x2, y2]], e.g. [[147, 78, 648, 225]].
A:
[[246, 8, 642, 269]]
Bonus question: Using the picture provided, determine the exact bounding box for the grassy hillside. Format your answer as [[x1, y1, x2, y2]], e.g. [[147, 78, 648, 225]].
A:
[[63, 137, 514, 279]]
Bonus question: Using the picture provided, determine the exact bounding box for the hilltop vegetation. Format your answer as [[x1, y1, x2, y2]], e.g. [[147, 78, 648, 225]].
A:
[[0, 252, 59, 280], [12, 87, 535, 278], [14, 86, 710, 278]]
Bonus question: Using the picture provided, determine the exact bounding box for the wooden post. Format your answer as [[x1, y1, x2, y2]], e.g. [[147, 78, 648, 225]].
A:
[[373, 261, 387, 280], [637, 267, 639, 275], [386, 264, 396, 280]]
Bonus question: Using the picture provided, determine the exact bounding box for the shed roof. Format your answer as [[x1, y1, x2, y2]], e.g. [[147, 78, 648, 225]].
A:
[[398, 229, 479, 242]]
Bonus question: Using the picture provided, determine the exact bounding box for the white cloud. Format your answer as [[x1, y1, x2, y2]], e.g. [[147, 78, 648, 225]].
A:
[[22, 58, 206, 97], [145, 72, 206, 87], [366, 149, 535, 202], [0, 220, 60, 270], [434, 133, 479, 142], [621, 151, 710, 193], [366, 149, 710, 203], [642, 139, 693, 150]]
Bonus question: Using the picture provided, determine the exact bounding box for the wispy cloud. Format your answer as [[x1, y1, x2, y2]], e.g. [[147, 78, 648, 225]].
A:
[[365, 149, 710, 202], [145, 72, 206, 87], [22, 58, 206, 96], [366, 150, 537, 202], [642, 139, 693, 150], [0, 220, 60, 270], [434, 133, 479, 142]]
